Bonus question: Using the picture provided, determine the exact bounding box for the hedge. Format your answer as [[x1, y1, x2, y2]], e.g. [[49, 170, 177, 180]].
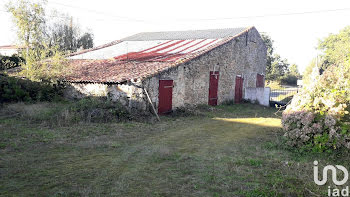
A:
[[0, 55, 25, 70], [0, 74, 63, 103]]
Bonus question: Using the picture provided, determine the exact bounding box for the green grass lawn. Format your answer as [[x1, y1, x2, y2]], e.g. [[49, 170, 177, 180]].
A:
[[0, 103, 349, 196]]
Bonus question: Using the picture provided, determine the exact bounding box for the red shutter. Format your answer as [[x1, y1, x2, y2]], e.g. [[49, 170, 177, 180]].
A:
[[235, 76, 244, 103], [158, 80, 173, 114], [208, 71, 219, 106], [256, 74, 264, 87]]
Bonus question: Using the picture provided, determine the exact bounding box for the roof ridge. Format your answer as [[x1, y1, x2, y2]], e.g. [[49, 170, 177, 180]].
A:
[[134, 27, 248, 34], [121, 27, 249, 41]]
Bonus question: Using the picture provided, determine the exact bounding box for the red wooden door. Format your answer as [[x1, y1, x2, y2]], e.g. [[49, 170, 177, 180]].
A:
[[235, 76, 244, 103], [208, 71, 219, 106], [158, 80, 173, 114], [256, 74, 264, 87]]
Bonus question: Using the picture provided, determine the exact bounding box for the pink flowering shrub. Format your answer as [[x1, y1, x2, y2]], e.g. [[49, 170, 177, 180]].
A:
[[282, 64, 350, 151]]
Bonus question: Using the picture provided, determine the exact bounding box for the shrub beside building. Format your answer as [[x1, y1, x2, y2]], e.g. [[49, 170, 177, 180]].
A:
[[282, 63, 350, 152]]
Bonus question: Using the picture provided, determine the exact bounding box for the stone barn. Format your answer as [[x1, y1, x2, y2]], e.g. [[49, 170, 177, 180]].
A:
[[64, 26, 268, 114]]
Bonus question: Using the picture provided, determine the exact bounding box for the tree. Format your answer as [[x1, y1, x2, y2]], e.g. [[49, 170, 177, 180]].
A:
[[261, 33, 298, 84], [77, 32, 94, 50], [261, 34, 274, 80], [303, 26, 350, 85], [47, 20, 78, 52], [279, 64, 301, 86], [318, 26, 350, 70], [270, 54, 289, 79], [7, 0, 46, 53], [288, 64, 301, 79], [6, 0, 67, 81], [6, 0, 94, 81], [20, 44, 68, 81], [47, 17, 94, 53]]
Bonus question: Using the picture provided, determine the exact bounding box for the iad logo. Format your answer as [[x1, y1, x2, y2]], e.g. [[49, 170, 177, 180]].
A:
[[314, 161, 348, 185], [314, 161, 349, 196]]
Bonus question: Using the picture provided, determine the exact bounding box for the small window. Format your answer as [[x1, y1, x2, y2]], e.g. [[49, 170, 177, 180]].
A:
[[256, 74, 264, 87]]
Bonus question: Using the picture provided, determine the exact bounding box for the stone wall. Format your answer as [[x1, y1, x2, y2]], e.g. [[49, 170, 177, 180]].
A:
[[107, 81, 147, 111], [64, 81, 147, 112], [64, 83, 108, 99]]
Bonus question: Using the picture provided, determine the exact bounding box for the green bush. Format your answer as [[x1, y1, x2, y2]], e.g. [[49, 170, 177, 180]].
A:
[[280, 74, 298, 86], [0, 55, 25, 70], [67, 97, 130, 122], [0, 74, 63, 103], [282, 63, 350, 152]]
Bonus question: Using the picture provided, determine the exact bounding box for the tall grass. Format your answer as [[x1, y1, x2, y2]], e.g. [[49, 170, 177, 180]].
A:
[[0, 97, 130, 126]]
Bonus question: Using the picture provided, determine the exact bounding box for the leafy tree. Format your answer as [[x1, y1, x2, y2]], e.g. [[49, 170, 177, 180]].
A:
[[6, 0, 94, 81], [318, 26, 350, 70], [280, 64, 301, 85], [77, 32, 94, 50], [303, 26, 350, 84], [47, 20, 78, 52], [269, 54, 289, 80], [288, 64, 301, 79], [261, 33, 298, 85], [6, 0, 46, 53], [47, 17, 94, 52], [21, 45, 68, 81], [261, 34, 274, 80], [6, 0, 68, 81]]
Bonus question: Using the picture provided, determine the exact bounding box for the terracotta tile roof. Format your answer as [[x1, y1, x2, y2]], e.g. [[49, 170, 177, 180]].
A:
[[65, 27, 253, 83], [65, 59, 172, 83], [0, 45, 17, 49]]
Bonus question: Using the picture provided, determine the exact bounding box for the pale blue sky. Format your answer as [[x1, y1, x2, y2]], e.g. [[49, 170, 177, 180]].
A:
[[1, 0, 350, 72]]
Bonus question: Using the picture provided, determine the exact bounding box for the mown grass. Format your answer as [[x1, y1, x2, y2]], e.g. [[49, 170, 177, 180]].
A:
[[0, 102, 349, 196]]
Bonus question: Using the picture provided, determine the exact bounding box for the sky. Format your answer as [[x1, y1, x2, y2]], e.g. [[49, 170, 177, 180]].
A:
[[1, 0, 350, 73]]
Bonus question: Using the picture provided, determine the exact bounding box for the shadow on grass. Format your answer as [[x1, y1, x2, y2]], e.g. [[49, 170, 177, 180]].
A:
[[170, 103, 280, 120]]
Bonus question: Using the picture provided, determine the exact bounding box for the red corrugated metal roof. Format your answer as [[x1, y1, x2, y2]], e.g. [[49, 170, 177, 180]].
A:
[[113, 39, 220, 62]]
